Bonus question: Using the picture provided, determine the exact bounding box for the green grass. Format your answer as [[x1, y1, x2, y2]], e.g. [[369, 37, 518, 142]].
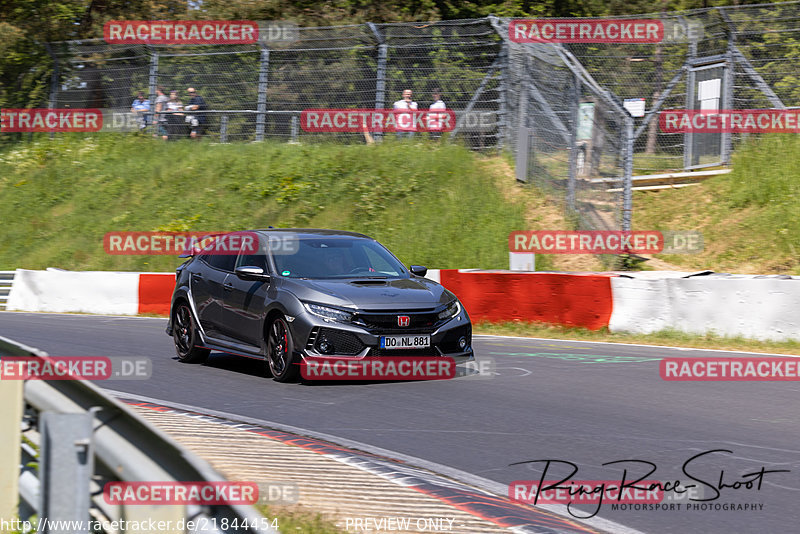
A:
[[634, 134, 800, 274], [0, 135, 525, 271], [475, 321, 800, 355]]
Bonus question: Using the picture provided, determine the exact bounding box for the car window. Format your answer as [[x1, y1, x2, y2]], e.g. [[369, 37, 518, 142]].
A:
[[363, 246, 396, 273], [203, 253, 237, 272], [272, 237, 406, 279], [200, 235, 239, 272]]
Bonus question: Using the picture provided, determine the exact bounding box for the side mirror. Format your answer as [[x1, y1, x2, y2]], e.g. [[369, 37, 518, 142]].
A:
[[409, 265, 428, 277], [235, 266, 271, 282]]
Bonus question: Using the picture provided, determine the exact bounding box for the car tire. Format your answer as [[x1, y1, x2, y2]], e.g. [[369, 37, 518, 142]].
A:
[[173, 302, 210, 363], [266, 315, 300, 382]]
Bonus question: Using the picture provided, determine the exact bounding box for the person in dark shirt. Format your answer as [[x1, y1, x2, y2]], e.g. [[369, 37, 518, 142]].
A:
[[185, 87, 208, 139]]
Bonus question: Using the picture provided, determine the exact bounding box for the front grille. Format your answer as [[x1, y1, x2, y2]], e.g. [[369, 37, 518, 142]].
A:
[[315, 328, 364, 355], [354, 310, 441, 333]]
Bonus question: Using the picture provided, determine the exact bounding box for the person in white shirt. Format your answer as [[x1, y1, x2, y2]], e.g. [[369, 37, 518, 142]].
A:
[[427, 88, 446, 140], [392, 89, 418, 138]]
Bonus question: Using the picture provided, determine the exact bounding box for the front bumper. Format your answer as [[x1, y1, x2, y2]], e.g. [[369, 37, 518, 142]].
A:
[[292, 307, 475, 364]]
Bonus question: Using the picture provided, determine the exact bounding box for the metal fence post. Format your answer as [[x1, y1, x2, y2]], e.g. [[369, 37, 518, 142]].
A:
[[496, 43, 509, 152], [39, 412, 94, 534], [290, 114, 299, 143], [148, 48, 159, 130], [221, 114, 229, 143], [368, 23, 386, 142], [721, 54, 735, 165], [622, 115, 634, 232], [683, 26, 697, 170], [683, 67, 696, 169], [567, 73, 580, 212], [514, 57, 530, 183], [0, 380, 24, 521], [720, 9, 737, 165], [255, 46, 270, 142]]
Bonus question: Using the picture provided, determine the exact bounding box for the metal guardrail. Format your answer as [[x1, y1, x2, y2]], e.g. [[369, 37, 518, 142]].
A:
[[0, 335, 276, 534], [0, 271, 15, 311]]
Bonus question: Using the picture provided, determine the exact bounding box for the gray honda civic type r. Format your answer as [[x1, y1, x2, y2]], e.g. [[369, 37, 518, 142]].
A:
[[166, 229, 474, 382]]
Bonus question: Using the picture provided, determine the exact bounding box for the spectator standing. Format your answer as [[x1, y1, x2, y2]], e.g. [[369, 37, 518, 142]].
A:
[[427, 88, 446, 140], [154, 86, 169, 140], [392, 89, 418, 139], [166, 90, 185, 139], [130, 91, 150, 131], [185, 87, 208, 139]]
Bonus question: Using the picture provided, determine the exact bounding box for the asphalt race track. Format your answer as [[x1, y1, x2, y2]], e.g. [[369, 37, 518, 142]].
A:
[[2, 312, 798, 534]]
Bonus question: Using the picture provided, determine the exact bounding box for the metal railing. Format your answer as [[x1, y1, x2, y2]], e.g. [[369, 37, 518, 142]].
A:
[[0, 335, 275, 534]]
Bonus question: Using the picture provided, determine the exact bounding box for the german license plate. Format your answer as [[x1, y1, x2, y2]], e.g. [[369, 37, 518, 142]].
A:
[[380, 335, 430, 349]]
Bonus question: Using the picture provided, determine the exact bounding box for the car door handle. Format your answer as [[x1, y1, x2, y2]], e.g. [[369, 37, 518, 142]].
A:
[[191, 273, 203, 280], [223, 282, 234, 291]]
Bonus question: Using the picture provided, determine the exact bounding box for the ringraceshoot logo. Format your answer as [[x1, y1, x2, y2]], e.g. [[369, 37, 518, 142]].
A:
[[660, 109, 800, 133], [1, 109, 102, 132], [300, 109, 456, 133], [104, 20, 259, 44], [509, 19, 663, 43]]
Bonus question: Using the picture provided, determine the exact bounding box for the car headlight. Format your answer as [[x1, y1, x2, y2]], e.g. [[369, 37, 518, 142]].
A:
[[303, 302, 355, 323], [438, 300, 461, 320]]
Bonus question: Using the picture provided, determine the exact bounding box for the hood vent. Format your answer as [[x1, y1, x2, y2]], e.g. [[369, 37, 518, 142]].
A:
[[349, 279, 388, 286]]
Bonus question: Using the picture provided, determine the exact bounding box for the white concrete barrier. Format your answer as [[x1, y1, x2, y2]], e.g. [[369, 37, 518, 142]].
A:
[[7, 268, 139, 315], [610, 275, 800, 341], [608, 277, 671, 333]]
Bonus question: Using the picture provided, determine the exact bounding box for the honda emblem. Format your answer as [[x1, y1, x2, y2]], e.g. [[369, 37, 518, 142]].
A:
[[397, 315, 410, 327]]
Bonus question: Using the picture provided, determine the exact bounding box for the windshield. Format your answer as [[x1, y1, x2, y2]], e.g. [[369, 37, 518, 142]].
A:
[[271, 237, 408, 279]]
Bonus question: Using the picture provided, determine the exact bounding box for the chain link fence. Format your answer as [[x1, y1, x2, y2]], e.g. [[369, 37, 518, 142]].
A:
[[43, 2, 800, 231]]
